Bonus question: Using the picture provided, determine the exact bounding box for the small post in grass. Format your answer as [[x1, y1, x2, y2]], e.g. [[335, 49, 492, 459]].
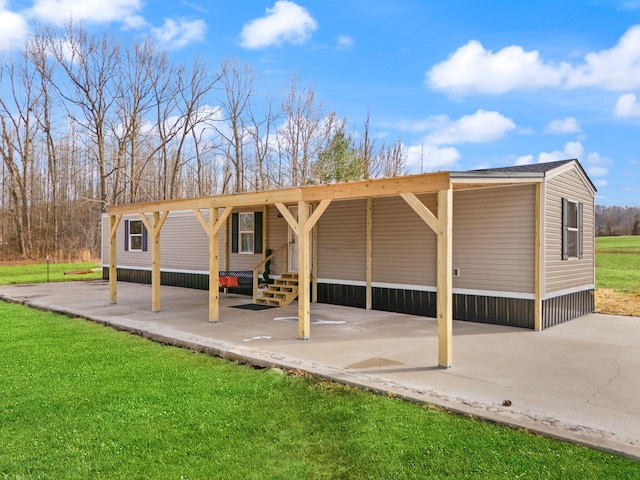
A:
[[46, 255, 50, 283]]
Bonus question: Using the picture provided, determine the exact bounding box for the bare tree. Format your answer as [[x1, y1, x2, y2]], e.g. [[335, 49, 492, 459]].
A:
[[45, 23, 120, 212], [246, 95, 279, 191], [277, 76, 335, 187], [28, 32, 63, 254], [377, 139, 407, 177], [0, 48, 43, 257], [214, 58, 255, 193], [110, 39, 168, 203]]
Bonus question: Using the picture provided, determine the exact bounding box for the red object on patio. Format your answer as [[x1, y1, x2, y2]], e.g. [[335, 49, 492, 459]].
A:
[[219, 276, 239, 288]]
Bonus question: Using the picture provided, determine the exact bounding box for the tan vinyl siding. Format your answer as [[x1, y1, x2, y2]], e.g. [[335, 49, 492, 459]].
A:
[[160, 212, 208, 271], [265, 205, 289, 276], [544, 166, 595, 294], [453, 185, 535, 293], [219, 208, 264, 271], [317, 199, 367, 281], [102, 211, 209, 271], [372, 195, 438, 286], [104, 207, 291, 275]]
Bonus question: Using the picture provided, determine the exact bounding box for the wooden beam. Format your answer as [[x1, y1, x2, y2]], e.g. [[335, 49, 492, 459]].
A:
[[275, 203, 299, 237], [366, 198, 372, 310], [136, 211, 169, 313], [262, 205, 268, 260], [297, 200, 311, 340], [193, 206, 233, 322], [109, 187, 303, 215], [109, 214, 122, 240], [193, 208, 210, 233], [213, 207, 233, 236], [437, 188, 453, 368], [209, 207, 220, 322], [151, 212, 162, 312], [400, 192, 439, 234], [108, 214, 121, 304], [303, 199, 331, 235], [108, 172, 451, 216], [534, 183, 543, 331], [312, 203, 318, 304], [302, 172, 451, 202]]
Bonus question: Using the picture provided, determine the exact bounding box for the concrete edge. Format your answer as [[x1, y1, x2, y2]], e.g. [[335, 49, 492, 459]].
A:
[[1, 292, 638, 461]]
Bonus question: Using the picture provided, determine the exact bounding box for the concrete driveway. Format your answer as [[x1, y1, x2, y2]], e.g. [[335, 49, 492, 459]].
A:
[[1, 280, 638, 459]]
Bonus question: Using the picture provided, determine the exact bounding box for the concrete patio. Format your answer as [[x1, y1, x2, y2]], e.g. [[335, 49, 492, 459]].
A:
[[1, 280, 638, 459]]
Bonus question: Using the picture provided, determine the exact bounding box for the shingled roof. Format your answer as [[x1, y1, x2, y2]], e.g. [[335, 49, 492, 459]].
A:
[[466, 159, 575, 174], [449, 158, 596, 192]]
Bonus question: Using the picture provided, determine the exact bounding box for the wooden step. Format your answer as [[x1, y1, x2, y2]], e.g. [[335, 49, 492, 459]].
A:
[[254, 272, 299, 307]]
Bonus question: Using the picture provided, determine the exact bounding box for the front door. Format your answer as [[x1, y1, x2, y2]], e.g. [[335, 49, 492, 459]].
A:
[[288, 206, 298, 272]]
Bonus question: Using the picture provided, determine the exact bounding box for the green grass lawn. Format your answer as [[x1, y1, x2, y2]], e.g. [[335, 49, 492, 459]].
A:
[[595, 236, 640, 293], [0, 261, 102, 285], [1, 302, 638, 479]]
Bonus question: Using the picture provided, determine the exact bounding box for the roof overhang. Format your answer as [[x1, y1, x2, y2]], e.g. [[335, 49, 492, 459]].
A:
[[108, 171, 453, 215], [450, 172, 543, 190]]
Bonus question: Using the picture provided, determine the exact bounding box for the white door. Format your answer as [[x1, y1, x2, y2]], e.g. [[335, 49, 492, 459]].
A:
[[288, 206, 298, 272]]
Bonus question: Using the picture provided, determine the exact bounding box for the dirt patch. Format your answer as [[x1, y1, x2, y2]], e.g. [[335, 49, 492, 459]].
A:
[[595, 289, 640, 317]]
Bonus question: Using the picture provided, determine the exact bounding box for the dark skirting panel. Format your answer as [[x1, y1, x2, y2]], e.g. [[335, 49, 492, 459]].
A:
[[542, 289, 594, 329], [102, 267, 253, 295], [316, 283, 366, 308], [102, 270, 593, 329], [321, 283, 533, 328]]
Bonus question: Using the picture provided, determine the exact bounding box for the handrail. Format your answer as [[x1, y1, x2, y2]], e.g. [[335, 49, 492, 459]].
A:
[[253, 243, 288, 303]]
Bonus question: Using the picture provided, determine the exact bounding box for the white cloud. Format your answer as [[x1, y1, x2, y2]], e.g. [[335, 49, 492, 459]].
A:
[[427, 24, 640, 95], [566, 25, 640, 90], [613, 93, 640, 117], [29, 0, 145, 26], [518, 142, 609, 183], [0, 3, 28, 50], [240, 1, 317, 49], [515, 154, 534, 166], [405, 144, 460, 172], [544, 117, 581, 134], [152, 18, 206, 49], [427, 40, 567, 95], [337, 35, 353, 50], [564, 140, 585, 159], [424, 109, 516, 145]]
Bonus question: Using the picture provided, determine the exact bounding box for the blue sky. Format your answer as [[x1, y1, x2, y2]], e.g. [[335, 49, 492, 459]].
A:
[[2, 0, 640, 205]]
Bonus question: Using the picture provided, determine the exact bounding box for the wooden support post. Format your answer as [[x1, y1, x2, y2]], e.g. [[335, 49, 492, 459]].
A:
[[138, 211, 169, 313], [108, 214, 121, 304], [312, 202, 318, 304], [437, 188, 453, 368], [366, 197, 373, 310], [401, 190, 453, 367], [298, 200, 311, 339], [209, 207, 220, 322], [534, 183, 543, 331], [150, 212, 161, 312], [194, 206, 233, 323]]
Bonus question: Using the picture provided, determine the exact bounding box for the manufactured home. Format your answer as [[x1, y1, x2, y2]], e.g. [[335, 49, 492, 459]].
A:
[[102, 159, 595, 367]]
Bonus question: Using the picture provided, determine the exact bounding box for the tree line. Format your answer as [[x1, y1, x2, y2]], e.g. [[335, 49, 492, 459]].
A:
[[0, 23, 406, 261], [595, 205, 640, 237]]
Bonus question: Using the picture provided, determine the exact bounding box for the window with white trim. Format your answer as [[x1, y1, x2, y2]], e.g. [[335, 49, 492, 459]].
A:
[[128, 220, 144, 251], [562, 198, 583, 260], [239, 212, 255, 254], [231, 212, 262, 254]]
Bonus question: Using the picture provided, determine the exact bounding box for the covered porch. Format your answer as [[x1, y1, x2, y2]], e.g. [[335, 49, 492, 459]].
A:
[[107, 171, 544, 368]]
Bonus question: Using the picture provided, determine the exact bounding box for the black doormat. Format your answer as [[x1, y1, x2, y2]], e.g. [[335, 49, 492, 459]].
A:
[[231, 303, 278, 310]]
